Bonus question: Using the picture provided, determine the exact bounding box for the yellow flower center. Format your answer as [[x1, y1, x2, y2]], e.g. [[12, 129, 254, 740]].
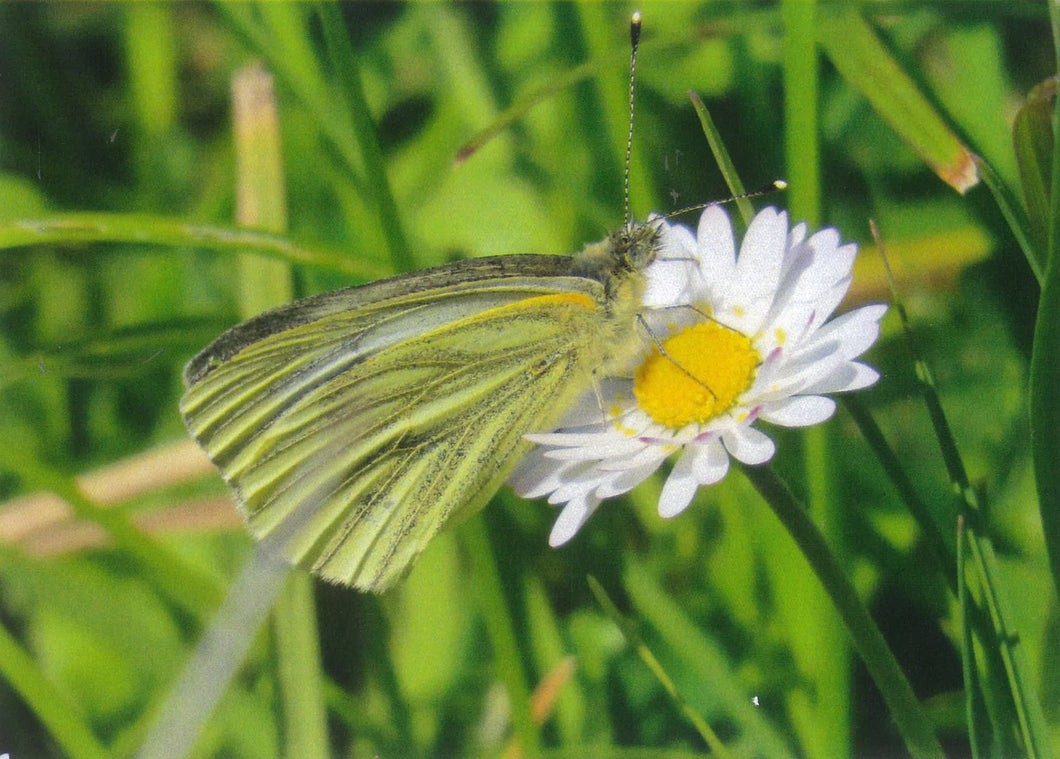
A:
[[633, 322, 759, 428]]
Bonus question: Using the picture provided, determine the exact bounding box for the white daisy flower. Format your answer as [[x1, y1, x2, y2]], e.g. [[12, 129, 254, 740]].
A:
[[509, 205, 887, 548]]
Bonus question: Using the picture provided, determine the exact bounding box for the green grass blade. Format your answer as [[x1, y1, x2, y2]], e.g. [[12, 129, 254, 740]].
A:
[[463, 513, 541, 757], [316, 2, 413, 272], [958, 517, 991, 759], [622, 559, 797, 759], [978, 154, 1044, 286], [0, 619, 110, 759], [1030, 173, 1060, 628], [587, 576, 734, 759], [1011, 78, 1056, 279], [740, 464, 945, 759], [135, 550, 291, 759], [688, 92, 752, 225], [781, 6, 850, 756], [781, 0, 819, 227], [816, 8, 978, 194], [1033, 0, 1060, 622], [879, 234, 1055, 759], [272, 575, 330, 759], [842, 396, 957, 593], [0, 213, 387, 278]]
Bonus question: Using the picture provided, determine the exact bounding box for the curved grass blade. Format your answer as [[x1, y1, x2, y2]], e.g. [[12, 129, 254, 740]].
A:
[[843, 396, 957, 594], [0, 619, 109, 759], [0, 321, 225, 389], [1012, 77, 1056, 276], [879, 223, 1055, 759], [975, 156, 1042, 284], [0, 213, 387, 279], [816, 8, 978, 194]]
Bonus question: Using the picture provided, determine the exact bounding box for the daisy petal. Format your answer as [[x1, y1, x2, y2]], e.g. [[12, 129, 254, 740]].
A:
[[697, 205, 737, 296], [804, 304, 887, 359], [803, 362, 880, 394], [645, 222, 698, 307], [722, 425, 776, 465], [549, 495, 600, 547], [732, 208, 788, 328], [543, 436, 647, 461], [759, 395, 836, 427], [597, 461, 662, 498], [507, 446, 560, 498], [691, 439, 729, 485], [658, 451, 699, 517]]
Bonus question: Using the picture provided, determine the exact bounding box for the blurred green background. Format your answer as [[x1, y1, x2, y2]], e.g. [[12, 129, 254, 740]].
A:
[[0, 3, 1057, 758]]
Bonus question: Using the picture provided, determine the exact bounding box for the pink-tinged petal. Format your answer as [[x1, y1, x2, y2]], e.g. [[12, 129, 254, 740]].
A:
[[692, 439, 729, 485], [722, 425, 776, 465], [658, 451, 699, 518], [549, 495, 600, 547], [759, 395, 836, 427], [803, 278, 852, 332], [803, 304, 887, 359]]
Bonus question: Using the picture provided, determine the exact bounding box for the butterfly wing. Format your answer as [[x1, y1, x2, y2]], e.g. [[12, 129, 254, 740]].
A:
[[181, 255, 609, 591]]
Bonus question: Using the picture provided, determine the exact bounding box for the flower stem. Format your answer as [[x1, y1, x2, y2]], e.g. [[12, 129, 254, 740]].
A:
[[740, 463, 945, 759]]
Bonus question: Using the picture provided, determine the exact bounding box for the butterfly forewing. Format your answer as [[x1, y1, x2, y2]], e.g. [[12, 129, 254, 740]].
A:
[[181, 256, 613, 591]]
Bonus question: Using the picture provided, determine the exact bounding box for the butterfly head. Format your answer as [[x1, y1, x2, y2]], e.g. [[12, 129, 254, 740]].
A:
[[609, 219, 664, 273]]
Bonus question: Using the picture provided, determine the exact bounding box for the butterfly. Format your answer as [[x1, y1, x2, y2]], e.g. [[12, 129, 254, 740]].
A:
[[180, 221, 664, 591]]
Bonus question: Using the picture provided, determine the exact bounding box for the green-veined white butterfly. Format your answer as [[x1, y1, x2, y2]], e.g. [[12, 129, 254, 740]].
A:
[[180, 222, 664, 592], [181, 13, 668, 592]]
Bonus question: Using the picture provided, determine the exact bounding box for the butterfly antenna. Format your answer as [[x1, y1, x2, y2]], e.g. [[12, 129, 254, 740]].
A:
[[623, 11, 642, 228], [657, 179, 788, 222]]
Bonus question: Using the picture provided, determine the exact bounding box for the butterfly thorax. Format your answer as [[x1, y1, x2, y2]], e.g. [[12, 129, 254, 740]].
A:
[[568, 219, 664, 377]]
